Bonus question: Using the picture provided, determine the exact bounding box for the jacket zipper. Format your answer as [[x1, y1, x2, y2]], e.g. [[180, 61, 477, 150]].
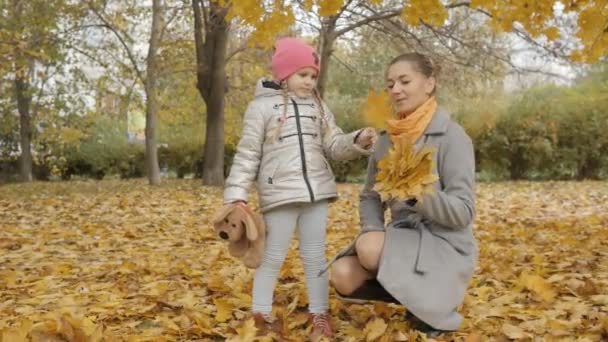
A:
[[291, 99, 315, 202]]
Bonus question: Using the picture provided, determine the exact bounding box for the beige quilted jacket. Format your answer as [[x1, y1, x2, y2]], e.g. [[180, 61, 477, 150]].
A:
[[224, 78, 371, 212]]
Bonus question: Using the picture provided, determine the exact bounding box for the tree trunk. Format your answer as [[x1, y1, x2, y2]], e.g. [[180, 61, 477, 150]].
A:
[[192, 0, 229, 186], [316, 16, 338, 98], [15, 76, 33, 182], [12, 0, 32, 182], [144, 0, 163, 185]]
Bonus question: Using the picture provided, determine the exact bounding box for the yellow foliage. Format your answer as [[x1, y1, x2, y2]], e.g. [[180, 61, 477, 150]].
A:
[[364, 317, 387, 341], [228, 0, 295, 48], [223, 0, 608, 63], [228, 318, 258, 341], [374, 134, 438, 202], [516, 272, 557, 303], [247, 8, 295, 49], [318, 0, 345, 17], [362, 90, 392, 129], [470, 0, 608, 63], [1, 180, 607, 339], [543, 26, 560, 41], [402, 0, 448, 27], [571, 5, 608, 62]]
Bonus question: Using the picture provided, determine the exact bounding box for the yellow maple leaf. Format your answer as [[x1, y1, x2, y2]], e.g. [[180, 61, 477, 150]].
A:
[[517, 272, 556, 302], [501, 323, 531, 339], [0, 318, 31, 342], [362, 90, 392, 129], [227, 318, 258, 342], [374, 135, 438, 202], [364, 317, 388, 341], [214, 298, 234, 323]]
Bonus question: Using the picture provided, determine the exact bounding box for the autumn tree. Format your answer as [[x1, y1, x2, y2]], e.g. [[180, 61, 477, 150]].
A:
[[193, 0, 606, 184], [0, 0, 69, 182], [84, 0, 189, 185], [191, 0, 293, 186]]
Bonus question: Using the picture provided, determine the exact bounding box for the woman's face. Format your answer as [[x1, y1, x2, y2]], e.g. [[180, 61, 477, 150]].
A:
[[386, 61, 435, 117]]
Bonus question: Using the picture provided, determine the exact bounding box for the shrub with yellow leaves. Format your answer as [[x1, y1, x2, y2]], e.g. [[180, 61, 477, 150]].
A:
[[374, 134, 439, 202]]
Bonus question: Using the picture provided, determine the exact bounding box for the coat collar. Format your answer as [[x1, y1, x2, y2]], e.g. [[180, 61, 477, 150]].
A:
[[423, 107, 450, 135]]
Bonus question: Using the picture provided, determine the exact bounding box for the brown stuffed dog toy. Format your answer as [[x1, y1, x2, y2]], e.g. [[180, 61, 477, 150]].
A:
[[212, 202, 265, 269]]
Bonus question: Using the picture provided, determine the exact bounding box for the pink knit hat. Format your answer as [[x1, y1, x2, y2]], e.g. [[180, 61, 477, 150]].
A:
[[271, 37, 321, 81]]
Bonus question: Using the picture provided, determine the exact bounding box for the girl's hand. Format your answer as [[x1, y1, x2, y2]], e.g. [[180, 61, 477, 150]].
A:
[[356, 127, 378, 149]]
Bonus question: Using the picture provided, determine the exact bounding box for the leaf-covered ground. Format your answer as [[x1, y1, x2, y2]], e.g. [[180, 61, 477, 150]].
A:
[[1, 180, 607, 341]]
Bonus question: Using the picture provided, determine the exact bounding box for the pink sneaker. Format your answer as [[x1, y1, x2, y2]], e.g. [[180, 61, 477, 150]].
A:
[[309, 312, 332, 340], [252, 312, 282, 336]]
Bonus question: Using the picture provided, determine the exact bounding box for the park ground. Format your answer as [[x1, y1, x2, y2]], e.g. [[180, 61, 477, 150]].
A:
[[1, 180, 607, 341]]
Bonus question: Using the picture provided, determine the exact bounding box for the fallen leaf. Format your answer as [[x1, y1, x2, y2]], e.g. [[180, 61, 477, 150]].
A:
[[517, 272, 557, 302], [501, 323, 531, 339], [365, 317, 388, 341], [214, 298, 234, 323]]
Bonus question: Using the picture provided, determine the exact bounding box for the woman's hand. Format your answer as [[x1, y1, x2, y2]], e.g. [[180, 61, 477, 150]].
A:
[[356, 127, 378, 149]]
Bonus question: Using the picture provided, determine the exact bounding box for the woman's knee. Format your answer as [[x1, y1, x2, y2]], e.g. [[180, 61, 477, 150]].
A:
[[355, 232, 385, 271], [329, 257, 365, 295]]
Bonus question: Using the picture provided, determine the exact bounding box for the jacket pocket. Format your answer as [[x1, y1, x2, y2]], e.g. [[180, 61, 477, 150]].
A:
[[259, 159, 281, 185]]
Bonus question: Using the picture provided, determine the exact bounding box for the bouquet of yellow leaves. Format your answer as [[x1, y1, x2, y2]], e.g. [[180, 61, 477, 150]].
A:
[[374, 134, 439, 202]]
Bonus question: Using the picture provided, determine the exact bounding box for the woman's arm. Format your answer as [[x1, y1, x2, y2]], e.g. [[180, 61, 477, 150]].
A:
[[359, 153, 386, 232], [223, 102, 265, 203], [411, 122, 476, 229]]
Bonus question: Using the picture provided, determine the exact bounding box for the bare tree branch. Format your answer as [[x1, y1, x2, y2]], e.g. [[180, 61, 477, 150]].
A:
[[86, 1, 145, 84], [334, 8, 400, 37], [225, 43, 248, 62]]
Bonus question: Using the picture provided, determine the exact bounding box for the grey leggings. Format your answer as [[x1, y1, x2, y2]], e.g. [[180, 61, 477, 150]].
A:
[[252, 200, 329, 315]]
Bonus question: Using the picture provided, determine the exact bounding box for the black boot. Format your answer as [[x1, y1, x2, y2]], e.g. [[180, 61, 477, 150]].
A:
[[335, 279, 400, 304], [405, 311, 450, 337]]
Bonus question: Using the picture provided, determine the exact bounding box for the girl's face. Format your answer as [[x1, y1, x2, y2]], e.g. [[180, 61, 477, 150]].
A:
[[386, 61, 435, 117], [285, 67, 318, 98]]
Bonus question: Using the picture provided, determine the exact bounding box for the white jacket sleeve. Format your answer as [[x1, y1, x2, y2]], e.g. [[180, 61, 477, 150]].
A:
[[223, 101, 265, 203], [321, 102, 371, 161]]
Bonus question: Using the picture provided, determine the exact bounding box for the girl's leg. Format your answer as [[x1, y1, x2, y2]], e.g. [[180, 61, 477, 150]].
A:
[[252, 205, 299, 315], [329, 256, 373, 295], [296, 200, 329, 314]]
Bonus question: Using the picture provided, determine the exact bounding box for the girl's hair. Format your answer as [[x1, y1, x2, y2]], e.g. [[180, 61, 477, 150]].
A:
[[387, 52, 440, 94], [271, 82, 331, 142]]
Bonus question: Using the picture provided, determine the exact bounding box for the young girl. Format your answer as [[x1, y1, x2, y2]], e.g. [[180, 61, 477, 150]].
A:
[[222, 37, 376, 339]]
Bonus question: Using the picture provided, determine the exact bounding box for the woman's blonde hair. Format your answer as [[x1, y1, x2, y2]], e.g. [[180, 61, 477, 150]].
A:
[[387, 52, 440, 94]]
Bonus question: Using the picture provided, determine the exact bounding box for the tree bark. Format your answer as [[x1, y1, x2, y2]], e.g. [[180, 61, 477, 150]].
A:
[[192, 0, 229, 186], [317, 16, 338, 98], [144, 0, 163, 185], [12, 0, 33, 182], [15, 76, 33, 182]]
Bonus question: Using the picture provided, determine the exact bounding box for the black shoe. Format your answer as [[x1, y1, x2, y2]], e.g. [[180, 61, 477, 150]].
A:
[[335, 279, 400, 304], [405, 311, 451, 337]]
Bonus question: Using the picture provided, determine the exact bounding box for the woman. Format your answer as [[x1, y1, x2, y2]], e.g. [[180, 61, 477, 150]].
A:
[[327, 53, 477, 337]]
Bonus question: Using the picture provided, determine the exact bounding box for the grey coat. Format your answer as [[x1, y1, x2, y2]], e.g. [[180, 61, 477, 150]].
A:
[[224, 78, 370, 212], [328, 108, 478, 331]]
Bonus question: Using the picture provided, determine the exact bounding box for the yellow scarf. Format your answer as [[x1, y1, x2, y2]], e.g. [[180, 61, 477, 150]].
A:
[[387, 96, 437, 144]]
